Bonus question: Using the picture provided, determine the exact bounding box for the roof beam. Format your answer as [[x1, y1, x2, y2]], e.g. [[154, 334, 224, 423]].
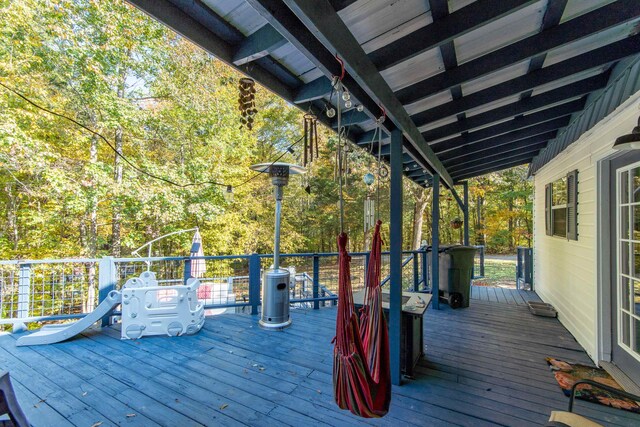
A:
[[369, 0, 537, 71], [294, 77, 332, 104], [442, 131, 557, 163], [331, 110, 370, 128], [293, 0, 550, 106], [127, 1, 293, 102], [518, 0, 568, 100], [420, 74, 606, 141], [397, 0, 640, 105], [453, 158, 532, 181], [245, 0, 386, 132], [232, 0, 358, 67], [333, 111, 370, 128], [447, 147, 543, 174], [409, 35, 638, 124], [281, 0, 454, 187], [356, 129, 389, 146], [444, 140, 547, 167], [431, 100, 582, 153], [232, 24, 288, 65], [435, 117, 568, 158]]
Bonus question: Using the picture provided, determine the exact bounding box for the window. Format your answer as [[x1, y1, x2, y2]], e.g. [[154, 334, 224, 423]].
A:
[[545, 170, 578, 240]]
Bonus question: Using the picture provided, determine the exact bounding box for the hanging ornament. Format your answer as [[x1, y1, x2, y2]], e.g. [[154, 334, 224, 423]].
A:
[[238, 78, 257, 130], [344, 100, 352, 109], [326, 107, 336, 118], [378, 164, 389, 179], [364, 196, 375, 234], [302, 113, 319, 167], [363, 172, 375, 186]]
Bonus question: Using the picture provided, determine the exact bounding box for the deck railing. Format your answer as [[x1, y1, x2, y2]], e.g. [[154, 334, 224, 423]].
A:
[[0, 246, 484, 330]]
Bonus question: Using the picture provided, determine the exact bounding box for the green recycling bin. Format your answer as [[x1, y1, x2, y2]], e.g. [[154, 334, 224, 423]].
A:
[[438, 246, 476, 308]]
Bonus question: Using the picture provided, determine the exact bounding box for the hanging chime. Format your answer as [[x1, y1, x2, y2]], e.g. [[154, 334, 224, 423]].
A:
[[238, 78, 257, 130], [363, 172, 375, 234], [302, 113, 319, 167]]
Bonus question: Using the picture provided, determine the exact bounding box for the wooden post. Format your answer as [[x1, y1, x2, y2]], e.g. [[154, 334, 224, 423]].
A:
[[249, 254, 261, 315], [432, 174, 440, 310], [389, 129, 403, 386], [98, 257, 117, 327], [312, 254, 319, 310], [463, 181, 470, 246]]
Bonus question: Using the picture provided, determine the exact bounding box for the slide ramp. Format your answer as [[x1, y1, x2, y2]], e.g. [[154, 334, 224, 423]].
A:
[[16, 290, 121, 346]]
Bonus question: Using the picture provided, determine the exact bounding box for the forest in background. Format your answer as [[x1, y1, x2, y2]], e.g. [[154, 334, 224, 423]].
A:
[[0, 0, 532, 260]]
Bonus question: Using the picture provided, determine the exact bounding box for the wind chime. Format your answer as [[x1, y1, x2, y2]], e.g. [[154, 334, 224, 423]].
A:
[[363, 172, 375, 234], [238, 77, 257, 130], [302, 113, 319, 167], [363, 108, 387, 235]]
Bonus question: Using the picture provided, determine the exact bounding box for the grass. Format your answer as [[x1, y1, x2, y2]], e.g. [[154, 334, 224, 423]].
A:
[[474, 259, 516, 288]]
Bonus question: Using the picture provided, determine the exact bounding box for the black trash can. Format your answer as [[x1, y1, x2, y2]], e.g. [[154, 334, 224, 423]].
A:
[[434, 245, 476, 308]]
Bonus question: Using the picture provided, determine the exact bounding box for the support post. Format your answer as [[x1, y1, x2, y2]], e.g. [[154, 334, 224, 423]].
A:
[[421, 248, 428, 291], [98, 257, 117, 327], [412, 254, 419, 292], [463, 181, 470, 246], [183, 258, 192, 285], [13, 264, 31, 333], [249, 254, 261, 315], [312, 254, 320, 310], [389, 129, 403, 386], [431, 174, 440, 310]]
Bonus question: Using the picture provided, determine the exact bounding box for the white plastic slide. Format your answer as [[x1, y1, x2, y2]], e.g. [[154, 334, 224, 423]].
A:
[[16, 290, 122, 347]]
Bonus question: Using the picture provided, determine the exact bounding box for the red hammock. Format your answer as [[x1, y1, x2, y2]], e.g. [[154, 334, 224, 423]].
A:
[[333, 220, 391, 418]]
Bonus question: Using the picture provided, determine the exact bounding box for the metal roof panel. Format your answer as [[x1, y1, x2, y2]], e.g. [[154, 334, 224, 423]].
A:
[[460, 60, 530, 96], [529, 67, 608, 96], [560, 0, 616, 24], [543, 19, 640, 67], [405, 90, 453, 115], [338, 0, 431, 52], [381, 47, 444, 91], [454, 0, 546, 64]]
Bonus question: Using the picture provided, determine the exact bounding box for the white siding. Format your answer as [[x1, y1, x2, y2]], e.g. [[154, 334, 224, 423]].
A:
[[533, 93, 640, 361]]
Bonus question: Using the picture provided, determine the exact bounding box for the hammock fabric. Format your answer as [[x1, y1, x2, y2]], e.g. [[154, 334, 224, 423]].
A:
[[333, 220, 391, 418]]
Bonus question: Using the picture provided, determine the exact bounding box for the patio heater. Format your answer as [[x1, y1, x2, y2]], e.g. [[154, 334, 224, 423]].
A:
[[250, 162, 306, 330]]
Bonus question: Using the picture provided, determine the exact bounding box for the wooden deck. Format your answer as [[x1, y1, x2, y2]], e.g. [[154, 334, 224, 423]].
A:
[[470, 285, 535, 305], [2, 293, 639, 426]]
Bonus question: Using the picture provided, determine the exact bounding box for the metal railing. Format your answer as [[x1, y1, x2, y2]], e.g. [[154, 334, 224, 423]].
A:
[[0, 246, 484, 330]]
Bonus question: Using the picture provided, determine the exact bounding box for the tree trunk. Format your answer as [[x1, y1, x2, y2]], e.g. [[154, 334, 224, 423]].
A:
[[411, 188, 429, 249], [111, 127, 123, 257], [6, 183, 19, 252], [85, 134, 99, 312], [88, 134, 98, 258], [111, 66, 127, 258]]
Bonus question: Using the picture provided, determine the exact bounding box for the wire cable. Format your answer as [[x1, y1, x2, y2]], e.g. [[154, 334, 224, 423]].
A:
[[0, 80, 301, 190]]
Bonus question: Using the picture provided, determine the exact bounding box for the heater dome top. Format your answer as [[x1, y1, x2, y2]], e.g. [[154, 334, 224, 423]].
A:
[[250, 162, 306, 175]]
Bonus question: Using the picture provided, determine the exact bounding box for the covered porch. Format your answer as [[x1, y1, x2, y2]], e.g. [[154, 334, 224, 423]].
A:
[[3, 293, 638, 426]]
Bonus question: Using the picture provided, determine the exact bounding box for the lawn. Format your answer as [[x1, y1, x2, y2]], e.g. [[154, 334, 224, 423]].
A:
[[474, 258, 517, 288]]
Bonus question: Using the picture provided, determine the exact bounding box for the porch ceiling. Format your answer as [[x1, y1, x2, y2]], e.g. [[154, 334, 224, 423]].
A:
[[127, 0, 640, 187]]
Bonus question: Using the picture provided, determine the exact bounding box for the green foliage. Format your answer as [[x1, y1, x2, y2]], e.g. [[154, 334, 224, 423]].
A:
[[0, 0, 532, 260]]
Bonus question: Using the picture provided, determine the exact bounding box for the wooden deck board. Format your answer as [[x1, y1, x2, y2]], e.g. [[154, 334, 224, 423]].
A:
[[3, 295, 639, 426]]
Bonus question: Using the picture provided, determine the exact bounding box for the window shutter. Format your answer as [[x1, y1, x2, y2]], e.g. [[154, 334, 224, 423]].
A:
[[545, 183, 552, 236], [566, 170, 578, 240]]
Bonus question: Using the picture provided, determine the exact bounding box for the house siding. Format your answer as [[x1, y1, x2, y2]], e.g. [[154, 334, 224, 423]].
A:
[[533, 93, 640, 362]]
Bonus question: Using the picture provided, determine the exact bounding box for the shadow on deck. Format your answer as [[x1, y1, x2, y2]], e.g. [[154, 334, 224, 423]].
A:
[[1, 293, 639, 426]]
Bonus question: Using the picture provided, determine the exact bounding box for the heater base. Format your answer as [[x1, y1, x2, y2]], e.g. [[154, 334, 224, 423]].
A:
[[259, 318, 292, 331]]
